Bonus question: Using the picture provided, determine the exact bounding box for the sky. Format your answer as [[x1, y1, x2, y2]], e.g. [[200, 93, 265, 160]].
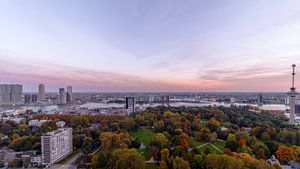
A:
[[0, 0, 300, 92]]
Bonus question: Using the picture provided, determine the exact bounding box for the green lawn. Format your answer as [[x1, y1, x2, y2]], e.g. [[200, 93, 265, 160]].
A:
[[190, 138, 206, 148], [214, 140, 225, 150], [130, 127, 155, 160], [145, 163, 159, 169], [198, 144, 220, 154], [137, 147, 152, 160], [129, 127, 154, 145]]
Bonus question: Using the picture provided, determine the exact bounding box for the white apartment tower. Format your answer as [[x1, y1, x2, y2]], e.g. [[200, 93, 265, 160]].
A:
[[288, 64, 298, 125], [41, 128, 73, 165], [38, 84, 45, 101], [0, 84, 22, 105]]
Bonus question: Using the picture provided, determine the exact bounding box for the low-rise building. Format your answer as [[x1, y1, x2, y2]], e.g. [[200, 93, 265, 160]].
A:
[[28, 119, 48, 127], [56, 121, 66, 128]]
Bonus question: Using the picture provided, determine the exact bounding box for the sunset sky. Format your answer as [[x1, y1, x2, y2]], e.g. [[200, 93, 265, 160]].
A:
[[0, 0, 300, 92]]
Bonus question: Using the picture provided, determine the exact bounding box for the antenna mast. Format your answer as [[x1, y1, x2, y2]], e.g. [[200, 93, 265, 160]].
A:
[[292, 64, 296, 90]]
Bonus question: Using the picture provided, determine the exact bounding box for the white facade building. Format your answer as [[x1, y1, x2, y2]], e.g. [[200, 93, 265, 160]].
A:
[[0, 84, 22, 105], [28, 119, 48, 127], [41, 128, 73, 166]]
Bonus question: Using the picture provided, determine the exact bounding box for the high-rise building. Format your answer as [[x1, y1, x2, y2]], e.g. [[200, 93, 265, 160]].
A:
[[0, 84, 22, 105], [126, 97, 135, 114], [24, 94, 38, 104], [66, 86, 73, 103], [38, 84, 45, 101], [288, 64, 298, 125], [59, 88, 67, 104], [149, 95, 155, 105], [41, 128, 73, 166], [258, 93, 263, 105]]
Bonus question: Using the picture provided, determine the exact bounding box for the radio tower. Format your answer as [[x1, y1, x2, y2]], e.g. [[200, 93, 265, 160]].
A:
[[288, 64, 297, 125]]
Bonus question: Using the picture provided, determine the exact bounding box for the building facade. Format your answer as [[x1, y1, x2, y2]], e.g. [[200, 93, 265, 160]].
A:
[[41, 128, 73, 166], [38, 84, 45, 101], [0, 84, 22, 105], [66, 86, 73, 103], [59, 88, 67, 104], [24, 94, 38, 104], [126, 97, 135, 114]]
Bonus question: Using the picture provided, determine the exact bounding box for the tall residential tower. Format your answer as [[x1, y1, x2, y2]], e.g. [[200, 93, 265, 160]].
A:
[[0, 84, 22, 105], [38, 84, 45, 101]]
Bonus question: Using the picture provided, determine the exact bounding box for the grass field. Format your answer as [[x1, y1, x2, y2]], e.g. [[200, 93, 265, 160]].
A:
[[214, 140, 225, 150], [130, 127, 155, 160], [198, 144, 220, 154], [137, 147, 152, 160], [129, 127, 154, 145], [190, 138, 206, 148]]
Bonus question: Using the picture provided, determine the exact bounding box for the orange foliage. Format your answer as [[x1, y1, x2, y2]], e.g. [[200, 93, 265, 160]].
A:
[[275, 146, 295, 163]]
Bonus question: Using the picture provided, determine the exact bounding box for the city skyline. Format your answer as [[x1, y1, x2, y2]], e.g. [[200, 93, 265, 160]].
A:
[[1, 1, 300, 92]]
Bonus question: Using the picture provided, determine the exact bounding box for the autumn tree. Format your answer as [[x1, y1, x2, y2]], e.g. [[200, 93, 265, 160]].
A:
[[161, 148, 170, 161], [203, 154, 244, 169], [179, 133, 190, 148], [172, 157, 190, 169], [160, 160, 169, 169], [109, 148, 145, 169], [207, 117, 221, 132], [151, 133, 169, 148], [275, 146, 295, 163]]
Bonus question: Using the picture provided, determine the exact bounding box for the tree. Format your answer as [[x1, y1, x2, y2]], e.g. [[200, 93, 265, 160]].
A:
[[256, 148, 266, 160], [208, 132, 217, 143], [151, 133, 169, 148], [0, 123, 12, 135], [151, 146, 160, 161], [235, 130, 250, 142], [82, 136, 94, 154], [8, 136, 32, 151], [191, 154, 204, 169], [119, 117, 136, 131], [207, 117, 221, 132], [161, 148, 170, 161], [109, 148, 145, 169], [179, 133, 190, 148], [11, 133, 20, 140], [100, 132, 113, 150], [225, 134, 238, 151], [275, 146, 295, 163], [131, 138, 141, 149], [265, 141, 280, 156], [17, 124, 28, 131], [92, 151, 111, 168], [261, 132, 270, 141], [233, 153, 273, 169], [160, 160, 169, 169], [172, 157, 190, 169], [108, 123, 119, 131], [203, 154, 244, 169]]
